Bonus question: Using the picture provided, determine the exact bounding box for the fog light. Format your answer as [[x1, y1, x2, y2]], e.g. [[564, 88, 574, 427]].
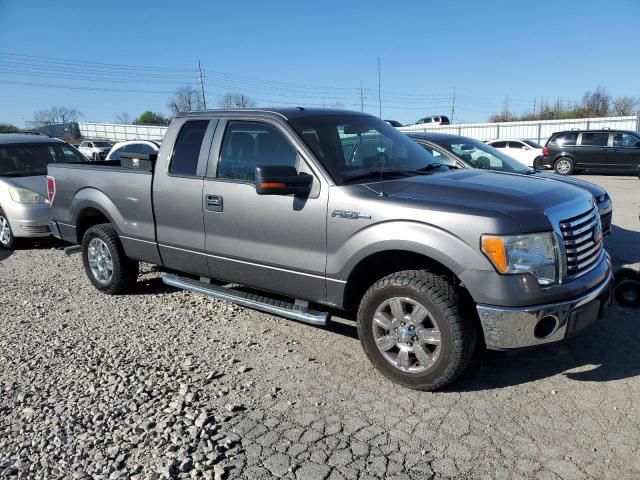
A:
[[534, 315, 558, 339]]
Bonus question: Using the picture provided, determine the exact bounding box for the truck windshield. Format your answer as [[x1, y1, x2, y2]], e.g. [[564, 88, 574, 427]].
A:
[[289, 115, 444, 184], [0, 143, 87, 177]]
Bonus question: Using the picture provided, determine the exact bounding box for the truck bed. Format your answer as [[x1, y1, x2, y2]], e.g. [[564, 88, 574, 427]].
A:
[[47, 161, 157, 255]]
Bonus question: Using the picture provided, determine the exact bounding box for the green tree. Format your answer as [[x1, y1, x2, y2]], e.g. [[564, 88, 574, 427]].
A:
[[0, 123, 21, 133], [134, 111, 170, 126]]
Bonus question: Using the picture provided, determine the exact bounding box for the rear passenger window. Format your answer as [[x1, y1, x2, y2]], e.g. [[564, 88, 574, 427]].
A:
[[169, 120, 209, 176], [580, 132, 608, 147], [550, 132, 578, 146], [216, 121, 298, 182], [491, 141, 507, 148]]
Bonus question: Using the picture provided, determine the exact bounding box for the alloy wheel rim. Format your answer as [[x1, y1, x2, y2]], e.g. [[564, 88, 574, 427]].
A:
[[372, 296, 442, 373], [557, 160, 571, 174], [0, 216, 11, 245], [87, 238, 113, 284]]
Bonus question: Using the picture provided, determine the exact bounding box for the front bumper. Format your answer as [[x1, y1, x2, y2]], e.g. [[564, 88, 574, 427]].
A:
[[4, 203, 51, 238], [476, 264, 613, 350]]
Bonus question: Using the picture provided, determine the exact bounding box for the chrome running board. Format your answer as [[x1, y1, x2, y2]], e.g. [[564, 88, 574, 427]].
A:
[[162, 274, 329, 326], [64, 245, 82, 256]]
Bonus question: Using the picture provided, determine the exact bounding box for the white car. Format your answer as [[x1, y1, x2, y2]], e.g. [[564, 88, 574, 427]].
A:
[[105, 140, 160, 161], [485, 139, 542, 167], [78, 140, 112, 161]]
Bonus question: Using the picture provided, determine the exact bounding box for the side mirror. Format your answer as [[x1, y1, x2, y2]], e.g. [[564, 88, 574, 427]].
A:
[[635, 141, 640, 148], [255, 165, 312, 196]]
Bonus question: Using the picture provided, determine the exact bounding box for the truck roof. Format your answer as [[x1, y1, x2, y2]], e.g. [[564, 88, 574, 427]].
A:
[[176, 107, 373, 121], [0, 133, 65, 145]]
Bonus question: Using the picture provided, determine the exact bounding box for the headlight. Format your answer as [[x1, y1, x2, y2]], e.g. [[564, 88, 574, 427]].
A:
[[481, 232, 558, 286], [8, 187, 49, 204]]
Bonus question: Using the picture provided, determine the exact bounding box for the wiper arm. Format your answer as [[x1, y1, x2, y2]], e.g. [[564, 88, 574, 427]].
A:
[[416, 163, 447, 172], [343, 169, 419, 183]]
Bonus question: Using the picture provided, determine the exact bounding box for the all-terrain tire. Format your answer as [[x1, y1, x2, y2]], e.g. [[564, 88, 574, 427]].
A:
[[357, 270, 476, 391], [82, 223, 139, 294]]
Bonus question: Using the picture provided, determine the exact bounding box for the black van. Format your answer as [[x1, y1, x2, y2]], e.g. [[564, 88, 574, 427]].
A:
[[537, 129, 640, 175]]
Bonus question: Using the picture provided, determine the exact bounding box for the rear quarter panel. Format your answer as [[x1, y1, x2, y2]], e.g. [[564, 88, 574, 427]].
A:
[[49, 164, 159, 262]]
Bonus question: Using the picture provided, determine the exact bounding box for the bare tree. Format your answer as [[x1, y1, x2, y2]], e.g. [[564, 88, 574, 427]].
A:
[[581, 86, 610, 117], [115, 112, 132, 124], [218, 93, 256, 109], [167, 86, 203, 115], [611, 96, 638, 116], [33, 106, 82, 127]]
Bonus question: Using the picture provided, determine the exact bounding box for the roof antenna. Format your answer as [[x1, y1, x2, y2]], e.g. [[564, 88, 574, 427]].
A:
[[377, 56, 386, 197]]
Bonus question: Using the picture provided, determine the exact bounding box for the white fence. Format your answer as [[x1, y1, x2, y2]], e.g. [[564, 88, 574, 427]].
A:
[[79, 115, 640, 144], [78, 122, 168, 142], [398, 116, 639, 143]]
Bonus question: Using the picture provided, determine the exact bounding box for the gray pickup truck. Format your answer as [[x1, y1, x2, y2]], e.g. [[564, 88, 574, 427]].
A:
[[48, 108, 613, 390]]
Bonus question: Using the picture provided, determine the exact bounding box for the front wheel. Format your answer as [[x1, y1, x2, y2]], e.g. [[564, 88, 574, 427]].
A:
[[554, 157, 574, 175], [357, 270, 476, 391], [0, 209, 16, 250], [82, 223, 139, 294]]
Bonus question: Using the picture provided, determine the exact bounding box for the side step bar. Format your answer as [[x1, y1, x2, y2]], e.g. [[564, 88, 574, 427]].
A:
[[64, 245, 82, 256], [162, 274, 329, 326]]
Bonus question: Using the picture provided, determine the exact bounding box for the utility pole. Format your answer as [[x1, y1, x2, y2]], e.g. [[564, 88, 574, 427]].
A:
[[198, 60, 207, 109], [450, 87, 456, 124], [533, 97, 537, 116], [360, 81, 364, 112], [377, 57, 382, 119]]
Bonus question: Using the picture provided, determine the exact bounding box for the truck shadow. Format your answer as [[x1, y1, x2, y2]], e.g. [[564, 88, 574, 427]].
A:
[[447, 304, 640, 391], [605, 224, 640, 268]]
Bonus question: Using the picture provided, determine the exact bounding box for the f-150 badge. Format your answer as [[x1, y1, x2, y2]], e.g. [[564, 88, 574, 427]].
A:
[[331, 210, 371, 220]]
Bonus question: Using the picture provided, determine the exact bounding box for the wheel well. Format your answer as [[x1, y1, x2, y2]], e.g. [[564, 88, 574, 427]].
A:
[[76, 208, 110, 244], [342, 250, 459, 310]]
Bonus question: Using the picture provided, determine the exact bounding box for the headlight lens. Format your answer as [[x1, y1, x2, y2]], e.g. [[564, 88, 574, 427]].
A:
[[8, 187, 49, 204], [481, 232, 558, 286]]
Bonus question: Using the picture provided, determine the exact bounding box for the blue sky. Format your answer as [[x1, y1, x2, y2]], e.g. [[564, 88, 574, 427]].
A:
[[1, 0, 639, 126]]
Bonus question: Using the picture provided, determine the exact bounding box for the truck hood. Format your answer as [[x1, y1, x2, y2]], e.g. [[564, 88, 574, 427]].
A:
[[0, 175, 47, 197], [362, 169, 592, 231]]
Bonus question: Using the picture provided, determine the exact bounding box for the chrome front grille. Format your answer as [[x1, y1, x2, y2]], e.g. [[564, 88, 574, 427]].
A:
[[559, 206, 603, 280]]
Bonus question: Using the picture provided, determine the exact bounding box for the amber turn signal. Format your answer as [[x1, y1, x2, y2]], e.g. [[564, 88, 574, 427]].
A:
[[481, 235, 507, 273]]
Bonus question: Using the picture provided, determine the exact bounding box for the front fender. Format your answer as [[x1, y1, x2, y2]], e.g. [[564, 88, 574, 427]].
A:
[[328, 220, 490, 280]]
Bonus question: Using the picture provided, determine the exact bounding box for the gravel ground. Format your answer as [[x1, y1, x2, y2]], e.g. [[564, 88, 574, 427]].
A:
[[1, 175, 639, 480]]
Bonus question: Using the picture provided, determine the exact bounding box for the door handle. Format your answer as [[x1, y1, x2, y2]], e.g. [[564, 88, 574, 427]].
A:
[[205, 194, 223, 212]]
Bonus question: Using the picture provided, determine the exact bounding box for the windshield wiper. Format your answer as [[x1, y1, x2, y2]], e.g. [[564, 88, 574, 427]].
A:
[[343, 169, 423, 183], [416, 163, 447, 172]]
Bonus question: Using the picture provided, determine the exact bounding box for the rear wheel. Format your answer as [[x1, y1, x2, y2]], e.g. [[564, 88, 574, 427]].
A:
[[357, 270, 476, 391], [0, 209, 16, 250], [554, 157, 574, 175], [532, 156, 542, 169], [82, 223, 139, 294]]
